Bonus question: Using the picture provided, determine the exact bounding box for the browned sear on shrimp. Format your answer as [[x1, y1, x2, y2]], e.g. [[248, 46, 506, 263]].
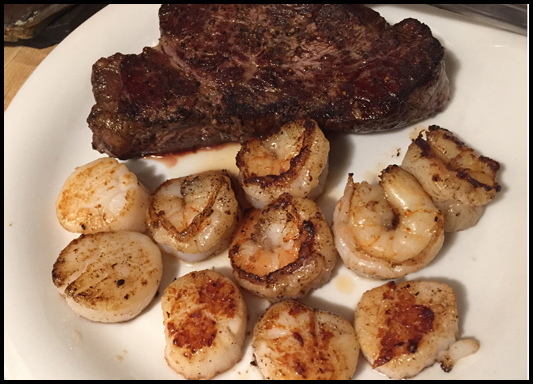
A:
[[229, 193, 337, 302], [402, 125, 501, 232], [236, 119, 329, 208]]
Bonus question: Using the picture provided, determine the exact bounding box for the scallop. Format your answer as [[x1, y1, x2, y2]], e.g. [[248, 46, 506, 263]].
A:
[[252, 300, 360, 380], [161, 270, 247, 380], [56, 157, 150, 234], [52, 231, 163, 323], [355, 280, 480, 379]]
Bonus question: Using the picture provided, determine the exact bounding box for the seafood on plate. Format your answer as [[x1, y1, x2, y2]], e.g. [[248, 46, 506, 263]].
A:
[[147, 170, 240, 263], [236, 119, 329, 208], [252, 300, 360, 380], [161, 270, 247, 380], [52, 231, 162, 323], [355, 280, 480, 379], [56, 157, 150, 234], [229, 193, 337, 302], [332, 165, 444, 279], [402, 125, 501, 232]]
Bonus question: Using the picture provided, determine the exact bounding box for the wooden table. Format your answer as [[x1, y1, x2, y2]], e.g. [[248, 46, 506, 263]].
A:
[[4, 44, 57, 112]]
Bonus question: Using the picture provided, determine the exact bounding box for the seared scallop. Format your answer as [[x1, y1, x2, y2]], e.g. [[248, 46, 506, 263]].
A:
[[354, 280, 480, 379], [56, 157, 150, 234], [252, 300, 360, 380], [161, 270, 247, 380], [52, 231, 163, 323]]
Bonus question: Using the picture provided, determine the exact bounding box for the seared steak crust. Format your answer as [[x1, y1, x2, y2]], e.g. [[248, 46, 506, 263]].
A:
[[88, 4, 449, 159]]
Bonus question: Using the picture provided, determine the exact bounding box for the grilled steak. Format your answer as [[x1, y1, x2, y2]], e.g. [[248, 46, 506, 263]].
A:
[[88, 4, 449, 160]]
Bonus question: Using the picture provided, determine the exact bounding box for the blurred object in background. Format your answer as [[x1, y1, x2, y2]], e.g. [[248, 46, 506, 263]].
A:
[[431, 4, 527, 35], [4, 4, 107, 48]]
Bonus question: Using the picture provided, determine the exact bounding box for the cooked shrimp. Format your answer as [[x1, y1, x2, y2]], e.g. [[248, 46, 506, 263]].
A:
[[252, 300, 360, 380], [229, 193, 337, 302], [161, 270, 247, 380], [332, 165, 444, 279], [56, 157, 150, 234], [147, 170, 240, 263], [402, 125, 501, 232], [236, 119, 329, 208], [52, 231, 162, 323], [354, 281, 480, 379]]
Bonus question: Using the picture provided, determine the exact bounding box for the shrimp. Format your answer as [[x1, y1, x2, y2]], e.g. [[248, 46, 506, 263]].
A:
[[332, 165, 444, 279], [354, 281, 480, 379], [56, 157, 150, 234], [402, 125, 501, 232], [146, 170, 240, 263], [229, 193, 337, 302], [236, 119, 329, 208], [252, 300, 360, 380], [52, 231, 163, 323], [161, 270, 247, 380]]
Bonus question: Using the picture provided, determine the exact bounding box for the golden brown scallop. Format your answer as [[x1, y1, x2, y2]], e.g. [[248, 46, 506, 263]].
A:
[[355, 280, 479, 379], [52, 231, 162, 323], [161, 270, 247, 380], [252, 300, 360, 380]]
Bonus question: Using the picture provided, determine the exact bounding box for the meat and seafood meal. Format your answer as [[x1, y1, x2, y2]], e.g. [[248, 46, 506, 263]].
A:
[[87, 4, 449, 159], [48, 4, 506, 380]]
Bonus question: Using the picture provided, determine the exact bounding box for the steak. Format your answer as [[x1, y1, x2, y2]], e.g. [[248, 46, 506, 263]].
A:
[[88, 4, 449, 160]]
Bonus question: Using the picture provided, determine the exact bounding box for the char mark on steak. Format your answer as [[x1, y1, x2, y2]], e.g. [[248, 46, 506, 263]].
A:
[[88, 4, 449, 160]]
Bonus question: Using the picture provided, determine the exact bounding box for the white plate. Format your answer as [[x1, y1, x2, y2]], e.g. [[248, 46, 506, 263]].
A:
[[4, 4, 528, 380]]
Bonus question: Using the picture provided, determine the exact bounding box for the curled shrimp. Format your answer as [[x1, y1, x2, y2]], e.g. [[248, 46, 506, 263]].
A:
[[147, 170, 240, 263], [332, 165, 444, 279], [229, 193, 337, 302], [402, 125, 501, 232], [236, 119, 329, 208]]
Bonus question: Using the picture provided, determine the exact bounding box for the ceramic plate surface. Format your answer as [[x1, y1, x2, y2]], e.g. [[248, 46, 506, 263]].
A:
[[4, 4, 528, 380]]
